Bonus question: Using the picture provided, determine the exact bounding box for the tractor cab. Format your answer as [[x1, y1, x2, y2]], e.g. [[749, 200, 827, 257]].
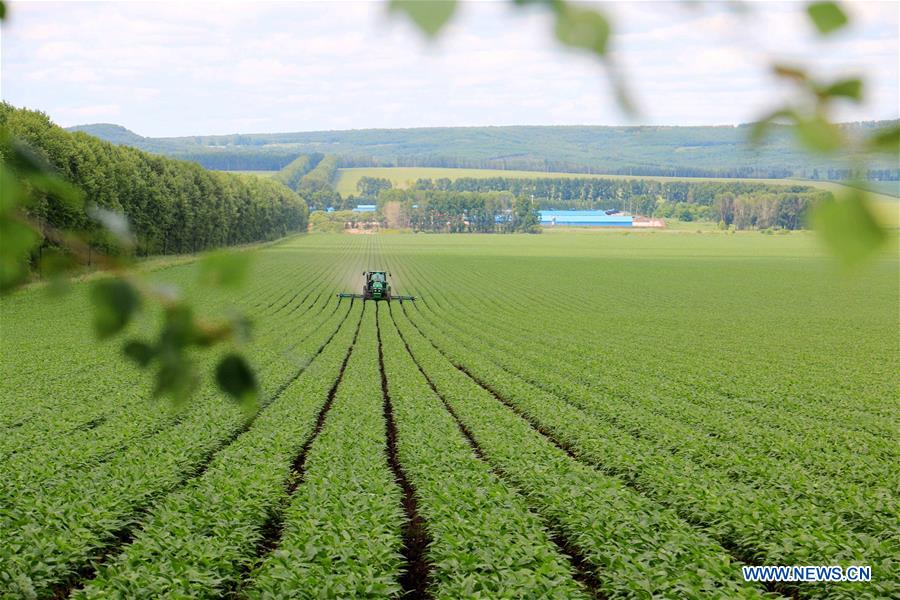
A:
[[337, 271, 416, 302], [365, 271, 390, 300]]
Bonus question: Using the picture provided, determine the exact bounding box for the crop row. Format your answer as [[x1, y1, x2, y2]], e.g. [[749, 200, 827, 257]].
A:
[[0, 242, 338, 453], [407, 277, 898, 541], [74, 303, 361, 598], [402, 253, 895, 449], [402, 257, 897, 526], [0, 261, 337, 508], [245, 306, 406, 598], [395, 249, 893, 441], [400, 292, 898, 599], [376, 304, 589, 598], [0, 259, 339, 508], [389, 304, 767, 599], [0, 246, 355, 598]]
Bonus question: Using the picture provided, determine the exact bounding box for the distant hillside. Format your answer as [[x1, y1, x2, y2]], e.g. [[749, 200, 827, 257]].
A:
[[68, 121, 899, 180], [68, 123, 147, 146]]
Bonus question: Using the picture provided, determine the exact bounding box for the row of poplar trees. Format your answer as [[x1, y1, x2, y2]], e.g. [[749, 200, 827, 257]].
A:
[[1, 103, 308, 256]]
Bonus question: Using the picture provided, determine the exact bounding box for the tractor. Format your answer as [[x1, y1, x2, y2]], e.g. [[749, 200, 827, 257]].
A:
[[338, 271, 416, 302]]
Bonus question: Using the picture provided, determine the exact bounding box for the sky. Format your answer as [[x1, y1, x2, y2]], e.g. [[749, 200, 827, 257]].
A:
[[1, 0, 898, 136]]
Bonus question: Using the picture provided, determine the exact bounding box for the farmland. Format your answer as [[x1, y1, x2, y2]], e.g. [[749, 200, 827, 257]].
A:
[[1, 231, 897, 599], [335, 166, 900, 227], [333, 166, 628, 196]]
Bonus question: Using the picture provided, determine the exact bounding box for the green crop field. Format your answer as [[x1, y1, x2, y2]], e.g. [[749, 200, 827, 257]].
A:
[[1, 232, 897, 599], [334, 166, 626, 195], [845, 180, 900, 198]]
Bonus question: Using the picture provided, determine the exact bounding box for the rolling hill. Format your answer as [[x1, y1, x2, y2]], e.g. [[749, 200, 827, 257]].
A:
[[67, 121, 900, 180]]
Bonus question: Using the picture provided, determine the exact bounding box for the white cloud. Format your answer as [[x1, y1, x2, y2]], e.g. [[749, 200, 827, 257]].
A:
[[0, 0, 896, 135], [54, 103, 122, 119]]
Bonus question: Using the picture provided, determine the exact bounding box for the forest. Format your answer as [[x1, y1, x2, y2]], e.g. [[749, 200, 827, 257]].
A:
[[69, 121, 900, 181], [2, 104, 308, 257]]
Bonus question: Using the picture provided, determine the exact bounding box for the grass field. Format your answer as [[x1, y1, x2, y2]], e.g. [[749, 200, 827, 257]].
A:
[[335, 166, 900, 227], [1, 232, 897, 598], [846, 179, 900, 197]]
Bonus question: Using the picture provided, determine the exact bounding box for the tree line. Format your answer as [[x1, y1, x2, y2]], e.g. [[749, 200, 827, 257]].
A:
[[272, 153, 321, 189], [1, 104, 309, 257], [405, 176, 832, 229], [338, 154, 899, 182], [172, 148, 299, 171], [273, 153, 342, 211], [376, 189, 540, 233]]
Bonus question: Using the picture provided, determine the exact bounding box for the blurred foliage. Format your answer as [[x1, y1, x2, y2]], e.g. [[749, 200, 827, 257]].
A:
[[91, 278, 142, 339], [1, 2, 264, 405], [200, 249, 252, 288], [0, 129, 83, 292], [390, 0, 457, 37], [1, 105, 259, 406], [810, 185, 887, 268], [806, 1, 849, 34]]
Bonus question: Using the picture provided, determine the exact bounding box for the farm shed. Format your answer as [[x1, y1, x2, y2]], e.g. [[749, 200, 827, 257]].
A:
[[540, 210, 633, 227]]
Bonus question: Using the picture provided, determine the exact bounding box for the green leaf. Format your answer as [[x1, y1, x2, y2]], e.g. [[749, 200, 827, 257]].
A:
[[810, 189, 886, 267], [793, 116, 842, 153], [160, 304, 196, 348], [0, 215, 39, 258], [216, 353, 259, 404], [749, 109, 796, 144], [154, 355, 198, 403], [0, 215, 40, 293], [199, 249, 251, 288], [867, 125, 900, 153], [0, 1, 6, 20], [554, 5, 611, 56], [389, 0, 457, 38], [90, 278, 141, 338], [0, 164, 25, 213], [123, 340, 156, 367], [192, 319, 240, 347], [806, 1, 848, 35], [823, 78, 862, 101]]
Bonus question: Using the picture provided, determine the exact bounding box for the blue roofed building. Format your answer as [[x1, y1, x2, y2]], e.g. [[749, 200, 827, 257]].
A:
[[540, 210, 633, 227]]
